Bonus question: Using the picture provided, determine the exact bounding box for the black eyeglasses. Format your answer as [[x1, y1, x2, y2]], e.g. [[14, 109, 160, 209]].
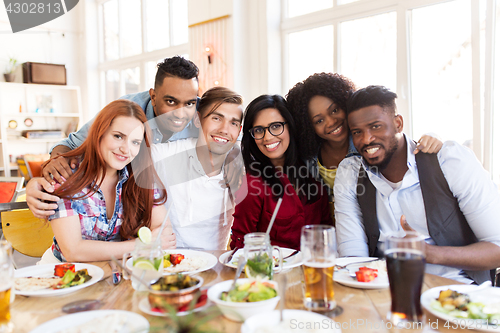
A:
[[249, 121, 287, 139]]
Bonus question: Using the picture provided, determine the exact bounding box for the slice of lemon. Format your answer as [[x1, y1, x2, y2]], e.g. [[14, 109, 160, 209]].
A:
[[133, 260, 155, 270], [138, 226, 152, 244], [244, 264, 259, 278]]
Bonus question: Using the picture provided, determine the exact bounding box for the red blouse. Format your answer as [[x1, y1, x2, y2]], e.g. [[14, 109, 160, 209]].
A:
[[230, 173, 333, 251]]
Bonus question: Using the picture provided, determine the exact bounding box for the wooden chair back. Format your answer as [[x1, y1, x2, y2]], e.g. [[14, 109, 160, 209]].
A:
[[1, 209, 54, 257]]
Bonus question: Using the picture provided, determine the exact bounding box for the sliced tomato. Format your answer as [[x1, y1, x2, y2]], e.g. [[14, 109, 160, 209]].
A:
[[358, 266, 378, 277], [355, 269, 376, 282], [170, 254, 185, 265], [54, 263, 75, 277]]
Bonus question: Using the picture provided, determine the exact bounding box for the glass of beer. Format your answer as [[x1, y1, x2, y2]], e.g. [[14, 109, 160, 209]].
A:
[[0, 241, 14, 333], [385, 231, 426, 326], [300, 225, 336, 312]]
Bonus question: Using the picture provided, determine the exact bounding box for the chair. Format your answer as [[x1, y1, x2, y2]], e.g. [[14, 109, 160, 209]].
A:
[[16, 154, 50, 182], [0, 177, 24, 203], [1, 202, 54, 261]]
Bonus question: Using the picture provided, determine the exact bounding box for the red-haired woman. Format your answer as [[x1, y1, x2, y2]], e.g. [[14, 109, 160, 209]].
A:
[[36, 100, 175, 263]]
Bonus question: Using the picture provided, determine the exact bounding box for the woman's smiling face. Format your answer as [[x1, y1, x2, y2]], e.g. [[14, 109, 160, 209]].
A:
[[252, 108, 290, 168], [308, 95, 349, 143]]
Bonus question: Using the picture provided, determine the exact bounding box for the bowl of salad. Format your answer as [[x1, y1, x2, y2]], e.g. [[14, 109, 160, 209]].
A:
[[207, 278, 280, 322]]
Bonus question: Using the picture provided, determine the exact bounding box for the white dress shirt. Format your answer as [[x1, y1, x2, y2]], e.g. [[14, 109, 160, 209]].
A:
[[334, 135, 500, 283]]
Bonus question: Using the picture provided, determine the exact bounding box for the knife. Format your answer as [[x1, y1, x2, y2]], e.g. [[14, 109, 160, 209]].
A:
[[225, 247, 240, 264], [109, 260, 122, 285], [283, 250, 299, 261]]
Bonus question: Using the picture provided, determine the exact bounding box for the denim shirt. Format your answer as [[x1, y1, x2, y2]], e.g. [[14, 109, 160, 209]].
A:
[[52, 91, 199, 152], [305, 135, 359, 188], [48, 168, 130, 262]]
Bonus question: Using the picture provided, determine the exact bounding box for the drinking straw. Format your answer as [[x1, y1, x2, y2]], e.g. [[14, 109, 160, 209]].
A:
[[154, 200, 174, 245], [266, 197, 283, 235]]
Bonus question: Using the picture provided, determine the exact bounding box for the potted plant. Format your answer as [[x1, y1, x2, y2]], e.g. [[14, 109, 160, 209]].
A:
[[4, 57, 18, 82]]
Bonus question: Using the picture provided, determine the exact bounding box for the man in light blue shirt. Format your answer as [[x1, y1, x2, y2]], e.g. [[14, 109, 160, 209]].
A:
[[334, 85, 500, 284], [26, 56, 200, 217]]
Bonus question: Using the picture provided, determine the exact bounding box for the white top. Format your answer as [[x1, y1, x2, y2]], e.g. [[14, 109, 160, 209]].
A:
[[152, 138, 234, 250], [334, 135, 500, 283]]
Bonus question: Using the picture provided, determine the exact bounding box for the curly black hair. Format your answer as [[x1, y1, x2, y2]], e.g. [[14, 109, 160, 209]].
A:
[[285, 73, 356, 160], [155, 56, 199, 89]]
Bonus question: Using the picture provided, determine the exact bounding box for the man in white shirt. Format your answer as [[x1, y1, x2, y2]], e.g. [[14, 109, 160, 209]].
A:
[[334, 85, 500, 284], [151, 87, 244, 250]]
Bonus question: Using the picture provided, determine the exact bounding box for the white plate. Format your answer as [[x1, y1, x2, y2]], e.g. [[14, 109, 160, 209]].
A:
[[241, 309, 341, 333], [15, 263, 104, 297], [421, 284, 500, 332], [138, 296, 211, 317], [333, 257, 388, 289], [219, 248, 303, 271], [126, 249, 218, 275], [29, 310, 149, 333]]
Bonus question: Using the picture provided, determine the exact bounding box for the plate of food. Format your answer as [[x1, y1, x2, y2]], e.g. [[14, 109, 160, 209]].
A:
[[14, 263, 104, 297], [126, 249, 218, 275], [421, 284, 500, 332], [333, 257, 389, 289], [219, 248, 303, 271], [29, 310, 149, 333]]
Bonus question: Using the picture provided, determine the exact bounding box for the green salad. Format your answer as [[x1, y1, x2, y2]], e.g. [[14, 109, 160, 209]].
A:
[[431, 289, 500, 321], [221, 280, 277, 302]]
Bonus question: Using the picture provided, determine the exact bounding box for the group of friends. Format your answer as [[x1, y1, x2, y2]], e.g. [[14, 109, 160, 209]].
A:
[[24, 56, 500, 285]]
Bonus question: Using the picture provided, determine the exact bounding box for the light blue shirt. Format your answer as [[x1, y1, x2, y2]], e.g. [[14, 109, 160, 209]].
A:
[[334, 134, 500, 283], [53, 91, 199, 151]]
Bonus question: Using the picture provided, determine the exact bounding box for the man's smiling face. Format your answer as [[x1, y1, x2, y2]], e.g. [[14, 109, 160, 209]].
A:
[[348, 105, 403, 170], [197, 102, 243, 157], [149, 76, 199, 133]]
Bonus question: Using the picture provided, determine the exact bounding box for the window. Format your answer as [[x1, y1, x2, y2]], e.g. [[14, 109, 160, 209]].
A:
[[410, 0, 472, 144], [287, 25, 334, 89], [282, 0, 500, 188], [492, 0, 500, 187], [339, 12, 397, 91], [98, 0, 188, 107], [287, 0, 332, 18]]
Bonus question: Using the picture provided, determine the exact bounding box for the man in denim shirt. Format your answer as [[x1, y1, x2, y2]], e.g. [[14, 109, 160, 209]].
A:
[[26, 56, 200, 218]]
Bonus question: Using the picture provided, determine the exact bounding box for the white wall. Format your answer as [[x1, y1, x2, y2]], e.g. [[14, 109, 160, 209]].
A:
[[0, 4, 88, 119], [188, 0, 281, 105], [0, 6, 83, 85]]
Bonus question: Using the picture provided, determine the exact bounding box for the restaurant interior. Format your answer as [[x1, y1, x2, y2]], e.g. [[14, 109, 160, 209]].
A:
[[1, 0, 500, 332]]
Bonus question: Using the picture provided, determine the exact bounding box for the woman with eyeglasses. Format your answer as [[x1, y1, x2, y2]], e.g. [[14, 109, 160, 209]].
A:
[[230, 95, 332, 251]]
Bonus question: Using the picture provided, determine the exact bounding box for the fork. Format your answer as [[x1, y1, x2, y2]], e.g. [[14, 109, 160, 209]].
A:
[[335, 258, 378, 270]]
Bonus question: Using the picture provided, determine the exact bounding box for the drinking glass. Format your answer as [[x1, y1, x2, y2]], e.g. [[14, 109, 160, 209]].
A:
[[243, 233, 282, 280], [300, 225, 336, 312], [0, 241, 14, 333], [123, 239, 164, 291], [385, 231, 426, 326]]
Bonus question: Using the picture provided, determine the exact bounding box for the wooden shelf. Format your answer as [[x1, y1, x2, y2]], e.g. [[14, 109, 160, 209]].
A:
[[0, 83, 82, 177], [4, 113, 80, 118], [7, 137, 65, 143]]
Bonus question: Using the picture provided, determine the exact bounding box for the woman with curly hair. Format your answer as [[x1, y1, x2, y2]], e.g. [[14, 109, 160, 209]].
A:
[[286, 73, 442, 221]]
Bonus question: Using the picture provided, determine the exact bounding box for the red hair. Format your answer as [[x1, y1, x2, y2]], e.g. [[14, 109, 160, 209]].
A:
[[45, 100, 167, 239]]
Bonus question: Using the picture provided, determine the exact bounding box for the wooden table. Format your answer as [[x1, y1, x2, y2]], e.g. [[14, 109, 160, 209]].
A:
[[11, 251, 476, 332]]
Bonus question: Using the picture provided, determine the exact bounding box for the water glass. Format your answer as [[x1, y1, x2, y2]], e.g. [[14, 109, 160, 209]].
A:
[[385, 231, 426, 326], [0, 241, 14, 333], [123, 239, 164, 291], [244, 233, 282, 280], [300, 225, 336, 311]]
